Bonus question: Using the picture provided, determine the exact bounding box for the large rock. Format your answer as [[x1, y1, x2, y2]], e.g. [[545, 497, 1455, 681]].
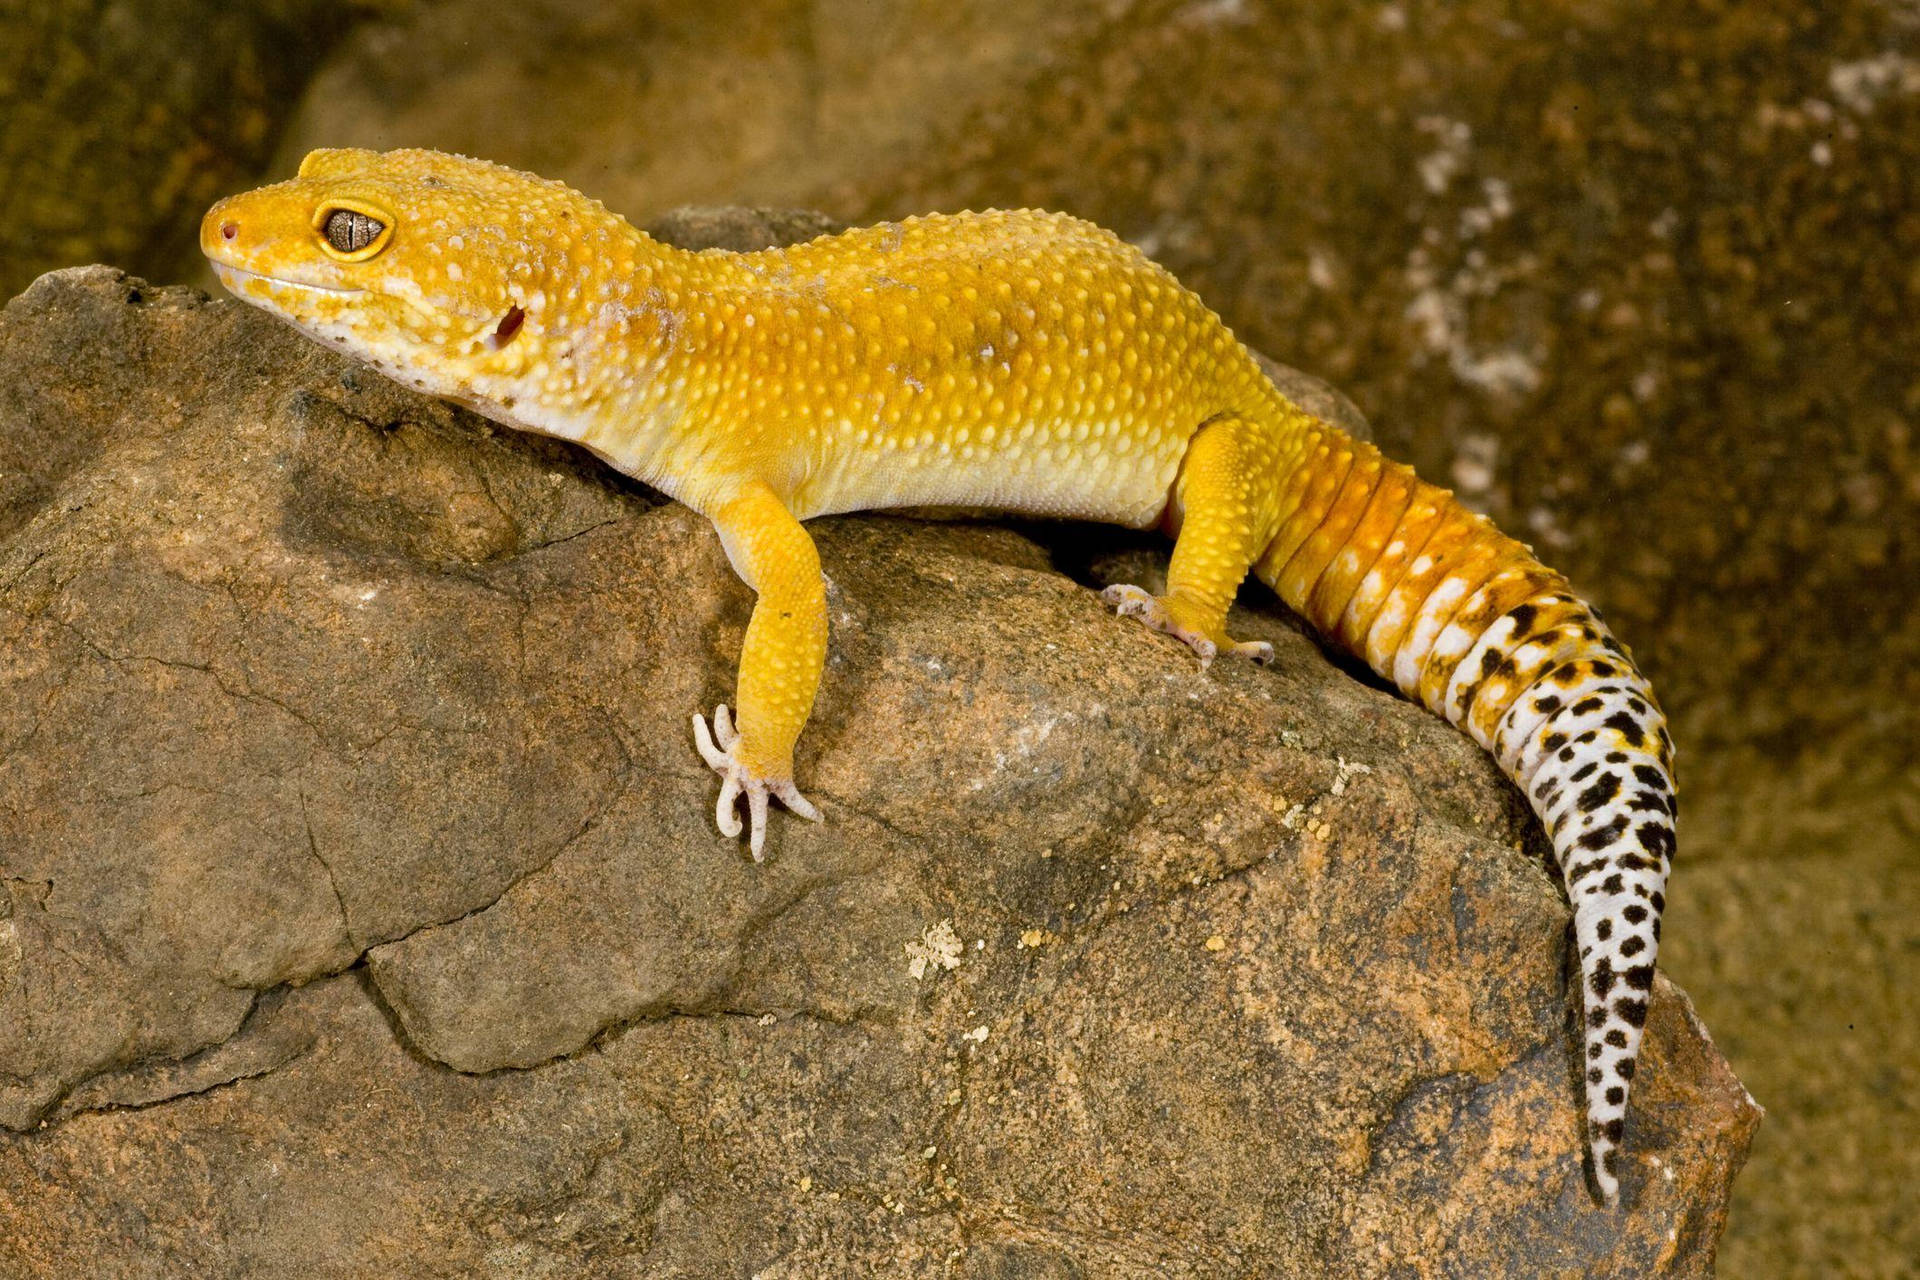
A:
[[0, 241, 1754, 1273]]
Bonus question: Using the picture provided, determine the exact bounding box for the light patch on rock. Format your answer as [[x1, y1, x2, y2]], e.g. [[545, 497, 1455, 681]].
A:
[[1176, 0, 1253, 27], [1458, 177, 1514, 238], [906, 919, 963, 980], [1526, 503, 1574, 552], [0, 918, 19, 989], [1449, 347, 1542, 398], [1415, 116, 1473, 195], [1403, 235, 1543, 402], [994, 711, 1067, 769], [1830, 52, 1920, 113], [1450, 432, 1501, 511], [1329, 756, 1374, 797]]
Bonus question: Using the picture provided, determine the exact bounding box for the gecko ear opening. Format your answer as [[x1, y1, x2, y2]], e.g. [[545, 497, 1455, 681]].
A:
[[485, 306, 526, 351]]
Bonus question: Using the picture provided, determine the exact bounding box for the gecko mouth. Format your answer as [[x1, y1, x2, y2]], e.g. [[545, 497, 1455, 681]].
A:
[[214, 263, 365, 296]]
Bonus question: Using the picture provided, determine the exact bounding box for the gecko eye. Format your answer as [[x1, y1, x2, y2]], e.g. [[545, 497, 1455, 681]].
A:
[[315, 206, 390, 259]]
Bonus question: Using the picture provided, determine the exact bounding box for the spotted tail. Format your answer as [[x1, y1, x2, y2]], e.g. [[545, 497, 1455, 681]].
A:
[[1250, 420, 1676, 1205]]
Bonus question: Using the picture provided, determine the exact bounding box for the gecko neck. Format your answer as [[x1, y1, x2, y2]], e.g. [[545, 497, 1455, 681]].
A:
[[468, 228, 742, 500]]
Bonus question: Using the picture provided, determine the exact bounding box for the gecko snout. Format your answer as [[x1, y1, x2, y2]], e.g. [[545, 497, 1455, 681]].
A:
[[199, 198, 245, 261]]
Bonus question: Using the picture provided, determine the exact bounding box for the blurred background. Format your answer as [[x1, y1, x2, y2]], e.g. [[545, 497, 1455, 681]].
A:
[[2, 1, 1913, 1272]]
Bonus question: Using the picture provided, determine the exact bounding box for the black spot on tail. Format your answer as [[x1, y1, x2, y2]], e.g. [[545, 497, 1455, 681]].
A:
[[1602, 710, 1647, 747], [1578, 816, 1629, 850], [1577, 773, 1622, 813]]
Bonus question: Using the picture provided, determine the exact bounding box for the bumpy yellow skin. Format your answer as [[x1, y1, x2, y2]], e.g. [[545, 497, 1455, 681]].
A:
[[205, 150, 1678, 1205]]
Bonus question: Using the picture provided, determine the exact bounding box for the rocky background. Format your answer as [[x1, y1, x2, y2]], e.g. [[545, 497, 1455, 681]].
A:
[[2, 0, 1915, 1274], [0, 0, 402, 306]]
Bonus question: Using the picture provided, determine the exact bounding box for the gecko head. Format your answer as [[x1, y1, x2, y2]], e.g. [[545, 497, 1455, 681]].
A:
[[201, 148, 629, 404]]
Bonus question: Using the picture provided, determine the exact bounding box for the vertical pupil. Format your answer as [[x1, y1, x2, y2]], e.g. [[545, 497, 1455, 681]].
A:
[[327, 210, 383, 252]]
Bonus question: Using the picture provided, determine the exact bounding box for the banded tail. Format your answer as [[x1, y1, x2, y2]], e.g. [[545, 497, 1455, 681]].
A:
[[1253, 419, 1676, 1205]]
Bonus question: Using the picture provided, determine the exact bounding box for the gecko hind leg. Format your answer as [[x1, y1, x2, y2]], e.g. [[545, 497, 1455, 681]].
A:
[[693, 703, 822, 862], [1103, 414, 1279, 670]]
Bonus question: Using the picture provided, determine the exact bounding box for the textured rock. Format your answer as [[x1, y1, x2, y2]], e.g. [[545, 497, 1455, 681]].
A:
[[0, 228, 1753, 1273]]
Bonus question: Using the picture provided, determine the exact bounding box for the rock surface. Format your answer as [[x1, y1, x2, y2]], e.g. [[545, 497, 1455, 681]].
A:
[[0, 229, 1754, 1273]]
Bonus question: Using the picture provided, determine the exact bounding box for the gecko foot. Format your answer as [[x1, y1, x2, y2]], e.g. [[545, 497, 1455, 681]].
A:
[[1101, 583, 1273, 669], [692, 704, 823, 862]]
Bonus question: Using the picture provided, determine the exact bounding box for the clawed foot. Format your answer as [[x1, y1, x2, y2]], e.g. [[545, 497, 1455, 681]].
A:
[[1101, 583, 1273, 669], [692, 704, 823, 861]]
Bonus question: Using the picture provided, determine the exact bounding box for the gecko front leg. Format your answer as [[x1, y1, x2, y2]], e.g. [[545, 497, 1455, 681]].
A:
[[692, 481, 828, 859]]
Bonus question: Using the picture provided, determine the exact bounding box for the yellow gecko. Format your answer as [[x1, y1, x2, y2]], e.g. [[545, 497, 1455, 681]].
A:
[[202, 148, 1676, 1206]]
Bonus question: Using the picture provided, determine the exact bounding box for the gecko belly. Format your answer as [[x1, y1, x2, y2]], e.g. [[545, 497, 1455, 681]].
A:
[[791, 414, 1189, 527]]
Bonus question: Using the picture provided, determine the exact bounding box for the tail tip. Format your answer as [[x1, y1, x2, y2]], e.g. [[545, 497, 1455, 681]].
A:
[[1588, 1143, 1622, 1207]]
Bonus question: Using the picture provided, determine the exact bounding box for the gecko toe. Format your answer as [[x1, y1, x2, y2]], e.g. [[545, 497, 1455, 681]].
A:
[[693, 711, 730, 769], [1102, 582, 1170, 629], [695, 704, 825, 859], [772, 779, 823, 823], [1101, 583, 1157, 620], [1103, 583, 1270, 671], [747, 786, 770, 862], [714, 770, 744, 839], [1230, 639, 1274, 664]]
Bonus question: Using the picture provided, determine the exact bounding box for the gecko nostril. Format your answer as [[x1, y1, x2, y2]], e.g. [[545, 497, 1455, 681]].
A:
[[221, 221, 239, 241]]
